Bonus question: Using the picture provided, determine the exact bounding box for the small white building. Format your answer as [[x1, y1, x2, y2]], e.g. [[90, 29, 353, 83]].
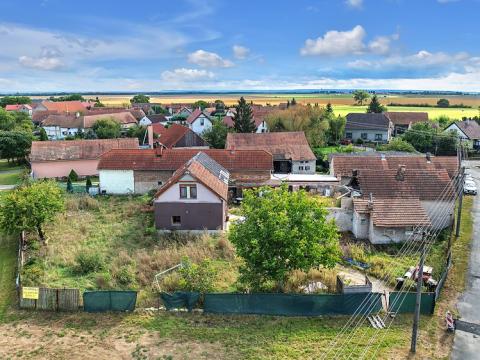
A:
[[186, 108, 212, 135]]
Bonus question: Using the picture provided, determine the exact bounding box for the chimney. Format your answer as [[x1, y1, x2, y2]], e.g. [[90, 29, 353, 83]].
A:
[[367, 193, 374, 209], [147, 124, 154, 148], [396, 165, 406, 181], [426, 152, 431, 163], [352, 169, 358, 178], [380, 153, 386, 161]]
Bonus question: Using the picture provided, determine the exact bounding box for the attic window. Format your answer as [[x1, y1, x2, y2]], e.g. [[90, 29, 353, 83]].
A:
[[180, 184, 197, 199]]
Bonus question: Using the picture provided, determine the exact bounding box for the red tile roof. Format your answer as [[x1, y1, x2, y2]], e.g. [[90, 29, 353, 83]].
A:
[[155, 152, 229, 200], [186, 108, 210, 124], [30, 138, 139, 162], [41, 101, 88, 113], [83, 111, 137, 128], [355, 168, 454, 201], [353, 198, 431, 227], [98, 148, 273, 172], [153, 124, 191, 148], [385, 112, 429, 126], [32, 110, 58, 124], [5, 104, 21, 111], [331, 154, 458, 178], [226, 131, 315, 161]]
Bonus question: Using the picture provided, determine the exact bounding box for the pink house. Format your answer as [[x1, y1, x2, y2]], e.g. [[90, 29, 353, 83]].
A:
[[30, 138, 138, 179]]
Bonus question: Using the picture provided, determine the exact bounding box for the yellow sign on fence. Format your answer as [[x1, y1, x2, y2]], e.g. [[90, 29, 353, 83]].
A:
[[22, 287, 39, 300]]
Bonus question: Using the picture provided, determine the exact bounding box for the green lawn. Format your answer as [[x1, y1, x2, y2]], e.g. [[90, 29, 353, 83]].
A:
[[333, 104, 479, 119], [0, 171, 23, 185], [0, 235, 16, 322]]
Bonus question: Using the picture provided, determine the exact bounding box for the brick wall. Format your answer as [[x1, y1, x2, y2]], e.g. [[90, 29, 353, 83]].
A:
[[134, 170, 173, 194]]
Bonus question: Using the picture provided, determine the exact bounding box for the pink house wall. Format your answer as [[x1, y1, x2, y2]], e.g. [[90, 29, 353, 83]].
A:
[[31, 160, 100, 178]]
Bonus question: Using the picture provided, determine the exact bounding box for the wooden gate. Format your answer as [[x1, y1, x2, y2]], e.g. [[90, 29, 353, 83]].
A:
[[19, 287, 80, 311]]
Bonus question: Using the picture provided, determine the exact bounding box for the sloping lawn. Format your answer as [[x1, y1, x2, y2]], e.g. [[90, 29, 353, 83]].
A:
[[0, 234, 16, 322]]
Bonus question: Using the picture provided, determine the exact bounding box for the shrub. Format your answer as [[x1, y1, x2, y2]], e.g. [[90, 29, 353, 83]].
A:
[[177, 257, 218, 293], [68, 169, 79, 182], [113, 265, 137, 288], [95, 272, 112, 289], [74, 251, 104, 274], [356, 138, 364, 145]]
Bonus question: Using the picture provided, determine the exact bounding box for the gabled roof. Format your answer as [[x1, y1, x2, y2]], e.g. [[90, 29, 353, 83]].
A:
[[41, 101, 87, 113], [98, 148, 273, 172], [147, 114, 167, 123], [449, 120, 480, 140], [153, 124, 193, 148], [345, 113, 391, 130], [155, 152, 229, 200], [353, 198, 431, 228], [30, 138, 139, 162], [6, 104, 31, 111], [83, 111, 137, 128], [225, 131, 315, 161], [33, 110, 58, 124], [186, 108, 210, 124], [384, 112, 429, 126], [223, 114, 266, 128], [331, 153, 458, 178], [41, 114, 84, 128], [355, 167, 454, 201]]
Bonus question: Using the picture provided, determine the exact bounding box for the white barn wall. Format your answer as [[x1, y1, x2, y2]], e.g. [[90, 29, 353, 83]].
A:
[[99, 170, 134, 194]]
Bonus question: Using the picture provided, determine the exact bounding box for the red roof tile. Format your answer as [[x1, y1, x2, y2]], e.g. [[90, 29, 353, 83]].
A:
[[30, 138, 139, 162], [41, 101, 88, 113], [226, 131, 315, 161], [385, 112, 429, 126]]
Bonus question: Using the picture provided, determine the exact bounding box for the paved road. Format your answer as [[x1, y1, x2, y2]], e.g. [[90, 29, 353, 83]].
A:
[[452, 164, 480, 359]]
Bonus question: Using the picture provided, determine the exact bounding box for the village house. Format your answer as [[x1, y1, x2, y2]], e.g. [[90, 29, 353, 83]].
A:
[[222, 116, 269, 133], [5, 104, 33, 116], [345, 113, 393, 143], [384, 112, 429, 136], [97, 148, 273, 195], [152, 123, 209, 149], [225, 131, 316, 174], [30, 138, 138, 179], [186, 108, 212, 135], [41, 111, 138, 140], [33, 100, 90, 114], [330, 152, 459, 184], [444, 120, 480, 150], [154, 152, 229, 232]]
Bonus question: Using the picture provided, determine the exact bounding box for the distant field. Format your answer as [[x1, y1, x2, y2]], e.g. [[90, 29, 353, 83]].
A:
[[332, 105, 479, 119]]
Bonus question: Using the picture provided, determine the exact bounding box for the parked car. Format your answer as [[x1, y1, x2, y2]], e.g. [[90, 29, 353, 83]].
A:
[[464, 180, 477, 195]]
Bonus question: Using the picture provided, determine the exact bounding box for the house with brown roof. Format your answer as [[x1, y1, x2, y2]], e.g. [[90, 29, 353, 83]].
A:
[[34, 100, 89, 114], [330, 152, 458, 184], [384, 112, 429, 136], [186, 108, 212, 135], [152, 123, 209, 149], [41, 111, 138, 140], [154, 152, 229, 232], [226, 131, 316, 174], [345, 113, 393, 143], [97, 148, 273, 195], [444, 120, 480, 149], [30, 138, 138, 179]]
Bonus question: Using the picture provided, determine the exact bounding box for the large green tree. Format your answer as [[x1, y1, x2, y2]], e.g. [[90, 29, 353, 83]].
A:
[[353, 90, 370, 105], [126, 125, 147, 145], [233, 97, 256, 133], [437, 98, 450, 108], [0, 131, 32, 163], [0, 181, 65, 243], [130, 94, 150, 104], [202, 119, 229, 148], [49, 94, 85, 102], [377, 138, 416, 153], [192, 100, 209, 110], [229, 185, 340, 291], [0, 96, 31, 108], [0, 109, 33, 132], [92, 118, 122, 139], [366, 95, 386, 113], [326, 116, 346, 144], [402, 122, 435, 153]]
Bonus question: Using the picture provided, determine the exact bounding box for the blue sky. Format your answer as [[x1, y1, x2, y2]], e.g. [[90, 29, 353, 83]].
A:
[[0, 0, 479, 92]]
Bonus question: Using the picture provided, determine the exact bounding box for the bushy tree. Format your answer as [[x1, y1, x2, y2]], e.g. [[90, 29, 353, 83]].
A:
[[66, 178, 73, 193], [192, 100, 209, 110], [92, 118, 121, 139], [326, 102, 334, 115], [353, 90, 370, 105], [68, 169, 79, 182], [0, 181, 65, 243], [202, 119, 229, 148], [0, 131, 32, 162], [437, 98, 450, 108], [0, 109, 33, 132], [377, 138, 416, 153], [229, 185, 340, 291], [233, 97, 256, 133], [327, 116, 346, 144], [436, 115, 451, 129], [366, 95, 386, 113], [130, 94, 150, 104], [150, 105, 167, 114], [126, 125, 147, 144], [291, 98, 297, 106], [39, 127, 48, 141], [0, 96, 31, 108], [86, 176, 93, 192], [49, 94, 85, 102], [402, 122, 435, 153]]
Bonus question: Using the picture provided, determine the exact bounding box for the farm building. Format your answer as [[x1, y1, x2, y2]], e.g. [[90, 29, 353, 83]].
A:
[[30, 138, 139, 179], [154, 152, 229, 232], [225, 131, 316, 174], [97, 148, 273, 195]]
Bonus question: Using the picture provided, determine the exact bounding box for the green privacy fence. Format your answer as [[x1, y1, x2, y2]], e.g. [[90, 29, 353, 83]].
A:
[[202, 292, 383, 316], [83, 291, 137, 312], [160, 292, 200, 311], [388, 292, 435, 315]]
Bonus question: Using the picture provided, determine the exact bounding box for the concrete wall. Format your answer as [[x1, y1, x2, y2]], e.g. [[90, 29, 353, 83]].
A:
[[422, 200, 455, 230], [352, 212, 369, 239], [99, 169, 134, 194], [292, 160, 316, 174], [32, 159, 99, 179], [133, 170, 173, 194], [368, 219, 411, 244], [345, 129, 390, 143], [154, 202, 225, 231], [327, 207, 353, 232]]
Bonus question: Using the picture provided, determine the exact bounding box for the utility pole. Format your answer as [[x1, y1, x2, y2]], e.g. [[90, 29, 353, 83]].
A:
[[455, 166, 465, 238], [411, 235, 427, 354]]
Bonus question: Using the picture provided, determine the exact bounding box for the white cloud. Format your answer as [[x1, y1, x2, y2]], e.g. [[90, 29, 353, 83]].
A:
[[300, 25, 366, 56], [18, 56, 63, 70], [187, 50, 234, 67], [233, 45, 250, 59], [345, 0, 363, 9], [368, 36, 392, 55], [161, 68, 214, 82]]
